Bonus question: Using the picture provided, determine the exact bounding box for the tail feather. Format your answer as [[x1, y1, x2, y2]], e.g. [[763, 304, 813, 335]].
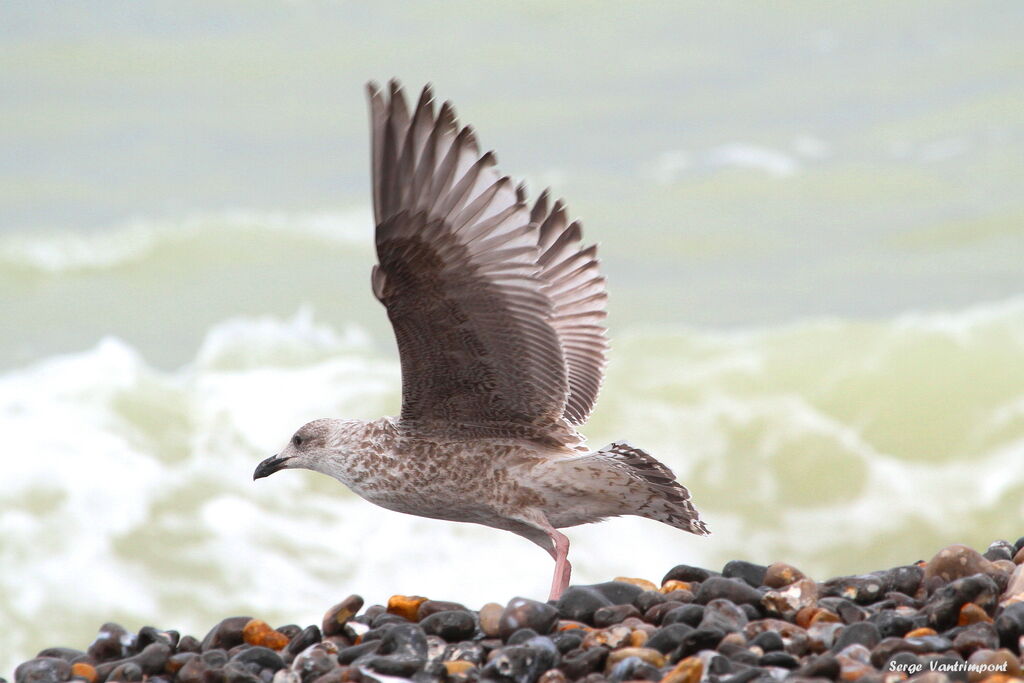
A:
[[598, 441, 710, 536]]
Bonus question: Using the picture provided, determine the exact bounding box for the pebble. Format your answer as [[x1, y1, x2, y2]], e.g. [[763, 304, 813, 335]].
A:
[[831, 621, 881, 653], [201, 617, 252, 652], [694, 577, 764, 607], [419, 609, 477, 642], [70, 662, 97, 683], [698, 599, 748, 633], [23, 538, 1024, 683], [385, 595, 427, 621], [923, 544, 998, 588], [478, 602, 504, 637], [242, 619, 290, 650], [925, 574, 1000, 631], [322, 595, 364, 636], [499, 597, 559, 639], [763, 577, 818, 614], [592, 604, 641, 627], [722, 560, 768, 588], [661, 656, 702, 683], [14, 657, 72, 683]]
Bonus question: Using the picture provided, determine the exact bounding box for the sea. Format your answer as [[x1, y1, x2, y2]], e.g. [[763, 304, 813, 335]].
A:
[[2, 0, 1024, 672]]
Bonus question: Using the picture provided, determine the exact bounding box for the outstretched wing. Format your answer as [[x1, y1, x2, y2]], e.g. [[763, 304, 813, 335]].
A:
[[368, 80, 580, 441], [531, 192, 608, 424]]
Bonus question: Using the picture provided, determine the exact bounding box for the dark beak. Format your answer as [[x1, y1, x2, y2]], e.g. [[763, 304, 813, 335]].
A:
[[253, 454, 291, 480]]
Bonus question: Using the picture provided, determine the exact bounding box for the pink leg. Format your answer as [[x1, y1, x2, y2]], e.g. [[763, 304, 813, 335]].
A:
[[546, 528, 572, 601]]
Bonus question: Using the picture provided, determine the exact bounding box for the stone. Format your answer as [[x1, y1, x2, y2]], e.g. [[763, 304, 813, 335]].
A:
[[807, 620, 843, 650], [818, 597, 867, 624], [479, 603, 504, 637], [659, 580, 692, 594], [136, 627, 178, 651], [560, 647, 607, 679], [70, 662, 97, 683], [416, 600, 468, 621], [994, 601, 1024, 649], [420, 610, 476, 642], [285, 625, 322, 658], [337, 641, 381, 665], [230, 646, 286, 672], [984, 541, 1016, 563], [660, 656, 702, 683], [177, 635, 202, 653], [794, 652, 840, 679], [645, 623, 694, 654], [481, 643, 559, 683], [604, 647, 666, 670], [966, 648, 1021, 681], [14, 658, 72, 683], [592, 604, 641, 628], [749, 630, 783, 652], [499, 597, 559, 639], [676, 627, 725, 657], [1002, 564, 1024, 602], [694, 577, 764, 607], [660, 604, 704, 627], [1015, 547, 1024, 565], [385, 595, 427, 621], [868, 610, 914, 639], [175, 655, 208, 683], [86, 623, 132, 662], [821, 574, 888, 605], [201, 617, 253, 652], [924, 545, 998, 588], [581, 625, 632, 650], [322, 596, 364, 636], [556, 587, 613, 624], [760, 650, 800, 669], [722, 561, 768, 589], [355, 623, 428, 677], [291, 643, 337, 680], [507, 628, 540, 645], [925, 574, 1000, 631], [242, 620, 290, 650], [34, 648, 82, 664], [697, 599, 747, 633], [94, 643, 171, 680], [443, 660, 475, 676], [613, 576, 658, 592], [633, 590, 667, 614], [762, 578, 818, 614], [832, 621, 881, 652], [763, 562, 806, 589], [587, 581, 644, 605], [952, 622, 999, 656], [744, 618, 810, 656], [959, 603, 994, 626], [662, 565, 714, 584], [105, 663, 143, 682]]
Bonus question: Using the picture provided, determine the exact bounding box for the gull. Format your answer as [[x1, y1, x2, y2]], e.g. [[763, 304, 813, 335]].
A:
[[254, 80, 708, 600]]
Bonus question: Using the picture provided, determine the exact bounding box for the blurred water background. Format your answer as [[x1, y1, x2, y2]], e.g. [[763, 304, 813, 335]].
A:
[[2, 0, 1024, 671]]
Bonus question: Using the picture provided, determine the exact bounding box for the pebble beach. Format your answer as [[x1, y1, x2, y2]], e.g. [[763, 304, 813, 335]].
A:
[[12, 539, 1024, 683]]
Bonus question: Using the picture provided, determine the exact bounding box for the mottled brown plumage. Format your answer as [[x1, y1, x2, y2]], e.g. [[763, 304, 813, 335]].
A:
[[254, 80, 708, 600]]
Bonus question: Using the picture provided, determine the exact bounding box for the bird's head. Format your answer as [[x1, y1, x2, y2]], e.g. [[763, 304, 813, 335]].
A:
[[253, 418, 335, 480]]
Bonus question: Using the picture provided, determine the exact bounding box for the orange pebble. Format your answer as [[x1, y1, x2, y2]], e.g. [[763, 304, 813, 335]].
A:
[[557, 620, 590, 631], [615, 576, 659, 592], [387, 595, 428, 621], [795, 606, 817, 628], [660, 655, 703, 683], [71, 663, 97, 683], [660, 580, 691, 594], [810, 609, 841, 625], [959, 602, 993, 626], [243, 619, 273, 645], [243, 618, 291, 650], [629, 629, 649, 647], [444, 661, 475, 675], [905, 627, 938, 638]]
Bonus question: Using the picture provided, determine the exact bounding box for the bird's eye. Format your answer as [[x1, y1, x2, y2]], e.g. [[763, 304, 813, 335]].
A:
[[291, 434, 303, 448]]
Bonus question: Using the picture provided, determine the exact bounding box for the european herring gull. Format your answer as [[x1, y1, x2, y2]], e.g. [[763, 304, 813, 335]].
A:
[[254, 80, 708, 600]]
